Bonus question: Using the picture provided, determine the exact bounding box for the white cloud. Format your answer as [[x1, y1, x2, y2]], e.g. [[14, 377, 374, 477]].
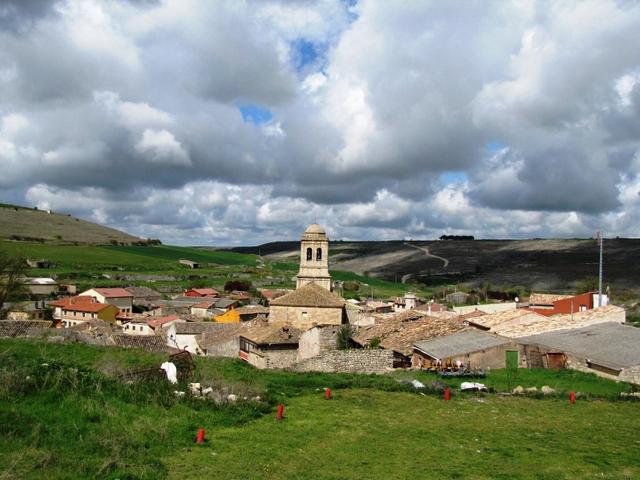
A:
[[135, 129, 190, 166]]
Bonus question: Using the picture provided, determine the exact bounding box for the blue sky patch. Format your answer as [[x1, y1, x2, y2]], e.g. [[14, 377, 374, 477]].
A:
[[237, 103, 273, 125], [291, 39, 327, 71], [440, 171, 469, 185], [485, 141, 507, 153]]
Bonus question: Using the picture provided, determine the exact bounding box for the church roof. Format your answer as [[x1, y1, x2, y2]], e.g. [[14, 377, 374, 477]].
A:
[[270, 282, 345, 308]]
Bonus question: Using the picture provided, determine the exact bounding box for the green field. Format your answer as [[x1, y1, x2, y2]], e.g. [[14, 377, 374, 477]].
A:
[[1, 339, 638, 479], [1, 241, 426, 297]]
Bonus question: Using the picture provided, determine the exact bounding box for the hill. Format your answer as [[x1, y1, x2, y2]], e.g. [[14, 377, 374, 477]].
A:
[[230, 238, 640, 292], [0, 203, 142, 245]]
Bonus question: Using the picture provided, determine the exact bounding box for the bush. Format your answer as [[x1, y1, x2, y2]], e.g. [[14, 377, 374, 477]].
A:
[[336, 325, 352, 350], [224, 280, 252, 292], [343, 281, 360, 292]]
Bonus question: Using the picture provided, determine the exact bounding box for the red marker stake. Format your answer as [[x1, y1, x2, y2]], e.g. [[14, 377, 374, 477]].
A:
[[325, 388, 332, 400], [276, 403, 285, 420], [569, 391, 576, 404], [196, 428, 205, 444], [444, 388, 451, 401]]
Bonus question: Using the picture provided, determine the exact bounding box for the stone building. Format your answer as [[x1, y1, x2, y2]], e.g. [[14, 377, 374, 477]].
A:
[[269, 282, 345, 329], [296, 223, 331, 291]]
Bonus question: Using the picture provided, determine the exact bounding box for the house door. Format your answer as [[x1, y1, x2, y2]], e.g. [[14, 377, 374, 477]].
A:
[[506, 350, 519, 369]]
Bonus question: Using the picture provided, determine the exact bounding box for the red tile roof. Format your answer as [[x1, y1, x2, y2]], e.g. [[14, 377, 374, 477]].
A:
[[64, 302, 114, 313], [185, 288, 219, 297], [50, 296, 95, 308], [147, 315, 180, 329]]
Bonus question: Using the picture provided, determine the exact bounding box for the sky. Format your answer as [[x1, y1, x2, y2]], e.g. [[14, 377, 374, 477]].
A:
[[1, 0, 639, 245]]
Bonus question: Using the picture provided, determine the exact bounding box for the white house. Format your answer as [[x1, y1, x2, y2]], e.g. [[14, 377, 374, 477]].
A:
[[122, 321, 152, 336], [164, 321, 222, 355], [80, 288, 134, 315]]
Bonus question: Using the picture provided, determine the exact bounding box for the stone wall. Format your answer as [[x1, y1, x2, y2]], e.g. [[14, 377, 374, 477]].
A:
[[619, 365, 640, 385], [269, 305, 342, 329], [265, 348, 299, 369], [297, 325, 340, 361], [292, 349, 394, 374], [203, 338, 239, 358]]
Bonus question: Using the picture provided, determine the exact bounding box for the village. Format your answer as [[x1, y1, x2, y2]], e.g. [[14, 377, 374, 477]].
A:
[[3, 223, 639, 387]]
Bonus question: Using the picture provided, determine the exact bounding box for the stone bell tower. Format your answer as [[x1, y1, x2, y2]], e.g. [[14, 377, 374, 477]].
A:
[[296, 223, 332, 291]]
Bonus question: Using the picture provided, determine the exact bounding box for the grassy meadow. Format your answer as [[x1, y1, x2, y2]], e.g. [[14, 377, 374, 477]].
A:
[[1, 339, 639, 480], [0, 240, 426, 297]]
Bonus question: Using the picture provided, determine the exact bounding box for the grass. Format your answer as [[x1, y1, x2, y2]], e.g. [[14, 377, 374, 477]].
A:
[[1, 339, 639, 479], [393, 368, 632, 399], [168, 390, 640, 480], [0, 240, 427, 297]]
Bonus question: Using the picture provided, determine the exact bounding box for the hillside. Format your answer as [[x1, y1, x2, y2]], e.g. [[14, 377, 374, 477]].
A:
[[0, 203, 141, 245], [231, 238, 640, 292]]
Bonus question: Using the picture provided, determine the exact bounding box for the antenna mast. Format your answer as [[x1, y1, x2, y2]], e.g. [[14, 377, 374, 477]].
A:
[[597, 231, 603, 307]]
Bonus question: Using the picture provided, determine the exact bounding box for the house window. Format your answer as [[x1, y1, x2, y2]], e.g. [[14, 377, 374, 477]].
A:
[[579, 305, 586, 312], [316, 248, 322, 261], [240, 338, 254, 353], [302, 311, 308, 321], [306, 247, 313, 261], [82, 312, 85, 318]]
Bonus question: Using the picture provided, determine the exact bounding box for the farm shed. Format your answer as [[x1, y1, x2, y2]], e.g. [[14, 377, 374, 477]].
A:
[[520, 322, 640, 384], [179, 259, 200, 269], [412, 330, 525, 370], [23, 277, 57, 295], [239, 324, 301, 369]]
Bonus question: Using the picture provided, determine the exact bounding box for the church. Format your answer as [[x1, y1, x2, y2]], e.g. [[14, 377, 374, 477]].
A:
[[269, 224, 345, 329]]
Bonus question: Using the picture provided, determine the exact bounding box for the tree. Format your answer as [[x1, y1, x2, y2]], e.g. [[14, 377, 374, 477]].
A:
[[0, 251, 28, 319], [576, 277, 599, 294]]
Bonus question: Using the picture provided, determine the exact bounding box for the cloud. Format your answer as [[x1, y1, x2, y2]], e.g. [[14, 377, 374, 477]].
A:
[[135, 129, 190, 166], [1, 0, 640, 244]]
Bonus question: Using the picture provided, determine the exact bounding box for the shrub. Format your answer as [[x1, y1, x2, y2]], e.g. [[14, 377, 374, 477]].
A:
[[336, 325, 352, 350]]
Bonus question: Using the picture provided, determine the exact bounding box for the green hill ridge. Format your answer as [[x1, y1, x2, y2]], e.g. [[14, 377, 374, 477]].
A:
[[0, 203, 142, 245]]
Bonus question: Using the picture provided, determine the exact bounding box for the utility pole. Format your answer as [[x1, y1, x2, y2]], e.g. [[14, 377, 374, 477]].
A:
[[597, 231, 603, 308]]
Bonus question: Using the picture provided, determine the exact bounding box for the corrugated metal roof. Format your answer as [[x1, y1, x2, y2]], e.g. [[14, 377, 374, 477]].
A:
[[413, 330, 512, 360], [520, 322, 640, 369]]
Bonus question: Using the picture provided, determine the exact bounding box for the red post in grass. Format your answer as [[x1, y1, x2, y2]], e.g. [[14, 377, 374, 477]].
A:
[[569, 391, 576, 404], [325, 388, 332, 400], [276, 403, 285, 420], [196, 428, 205, 444], [444, 388, 451, 401]]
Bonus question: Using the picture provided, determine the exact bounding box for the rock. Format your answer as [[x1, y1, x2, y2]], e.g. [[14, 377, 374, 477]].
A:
[[411, 380, 426, 389], [252, 395, 262, 402], [512, 385, 524, 394], [620, 392, 629, 397], [202, 387, 213, 396], [174, 391, 185, 397], [227, 393, 238, 403], [630, 392, 640, 398], [525, 387, 538, 393], [189, 383, 202, 396], [541, 386, 555, 395]]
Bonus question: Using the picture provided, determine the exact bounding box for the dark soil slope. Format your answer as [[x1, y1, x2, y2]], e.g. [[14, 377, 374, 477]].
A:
[[231, 238, 640, 291]]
